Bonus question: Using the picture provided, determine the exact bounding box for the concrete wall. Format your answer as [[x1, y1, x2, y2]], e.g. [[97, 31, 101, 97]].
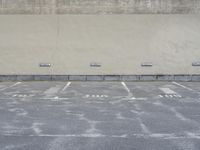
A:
[[0, 1, 200, 76], [0, 0, 200, 14], [0, 15, 200, 75]]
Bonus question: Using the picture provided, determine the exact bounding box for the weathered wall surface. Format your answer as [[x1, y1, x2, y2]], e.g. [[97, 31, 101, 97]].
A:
[[0, 15, 200, 75], [0, 1, 200, 76], [0, 0, 199, 14]]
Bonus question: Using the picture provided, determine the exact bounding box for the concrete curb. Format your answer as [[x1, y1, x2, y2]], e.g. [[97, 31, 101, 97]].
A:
[[0, 75, 200, 82]]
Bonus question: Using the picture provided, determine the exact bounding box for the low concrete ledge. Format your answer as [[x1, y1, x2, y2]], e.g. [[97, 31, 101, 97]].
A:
[[156, 75, 174, 81], [121, 75, 140, 81], [52, 75, 69, 81], [34, 75, 52, 81], [191, 75, 200, 81], [69, 75, 86, 81], [0, 75, 17, 81], [174, 75, 192, 82], [16, 75, 34, 81], [0, 75, 200, 82], [86, 75, 104, 81], [140, 75, 157, 81], [104, 75, 121, 81]]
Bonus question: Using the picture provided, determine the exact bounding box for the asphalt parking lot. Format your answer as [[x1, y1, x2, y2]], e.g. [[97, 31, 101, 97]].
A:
[[0, 81, 200, 150]]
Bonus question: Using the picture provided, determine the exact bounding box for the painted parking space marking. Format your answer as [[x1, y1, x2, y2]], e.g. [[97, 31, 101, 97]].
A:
[[131, 97, 147, 100], [159, 88, 176, 94], [124, 82, 174, 99], [12, 94, 35, 98], [84, 94, 108, 98], [121, 82, 130, 93], [44, 86, 61, 95], [43, 85, 64, 100], [0, 82, 21, 91], [158, 94, 182, 98], [172, 82, 200, 98], [121, 82, 148, 100], [159, 87, 182, 98], [67, 82, 128, 99], [2, 81, 200, 150], [41, 96, 69, 101], [121, 82, 132, 97], [61, 82, 71, 92], [172, 82, 194, 91]]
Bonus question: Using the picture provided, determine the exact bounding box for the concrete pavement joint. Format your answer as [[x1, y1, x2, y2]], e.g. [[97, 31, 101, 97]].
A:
[[1, 75, 200, 81]]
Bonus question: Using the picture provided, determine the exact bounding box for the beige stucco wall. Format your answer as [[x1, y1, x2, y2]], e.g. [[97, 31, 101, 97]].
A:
[[0, 15, 200, 75]]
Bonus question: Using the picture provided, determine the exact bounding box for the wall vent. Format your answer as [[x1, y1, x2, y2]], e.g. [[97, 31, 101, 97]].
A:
[[141, 62, 153, 67], [90, 62, 102, 67], [192, 62, 200, 66], [39, 63, 51, 67]]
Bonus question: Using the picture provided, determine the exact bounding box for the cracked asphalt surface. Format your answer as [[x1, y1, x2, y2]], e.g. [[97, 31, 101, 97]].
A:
[[0, 81, 200, 150]]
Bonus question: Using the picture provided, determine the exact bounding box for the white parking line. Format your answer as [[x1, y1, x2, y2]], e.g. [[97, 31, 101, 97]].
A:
[[41, 97, 69, 100], [172, 82, 193, 91], [61, 82, 71, 92], [131, 97, 147, 100], [121, 82, 132, 96], [2, 133, 200, 139], [0, 82, 21, 91]]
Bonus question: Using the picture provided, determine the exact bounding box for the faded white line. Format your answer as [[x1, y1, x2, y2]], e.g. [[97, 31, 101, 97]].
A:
[[131, 97, 147, 100], [0, 82, 21, 91], [32, 123, 43, 135], [41, 97, 69, 101], [137, 117, 151, 134], [170, 107, 187, 121], [3, 133, 200, 139], [44, 85, 61, 96], [172, 82, 193, 91], [0, 97, 69, 100], [121, 82, 132, 97], [153, 102, 200, 126], [61, 82, 71, 92], [159, 88, 177, 94]]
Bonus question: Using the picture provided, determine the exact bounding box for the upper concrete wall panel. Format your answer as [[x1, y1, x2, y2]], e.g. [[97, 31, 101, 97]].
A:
[[0, 15, 200, 75], [0, 0, 199, 14]]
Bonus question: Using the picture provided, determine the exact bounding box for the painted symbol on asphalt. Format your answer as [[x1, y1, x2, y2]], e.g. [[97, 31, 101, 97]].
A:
[[84, 95, 108, 98], [12, 94, 34, 98], [159, 87, 182, 98], [159, 94, 182, 98]]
